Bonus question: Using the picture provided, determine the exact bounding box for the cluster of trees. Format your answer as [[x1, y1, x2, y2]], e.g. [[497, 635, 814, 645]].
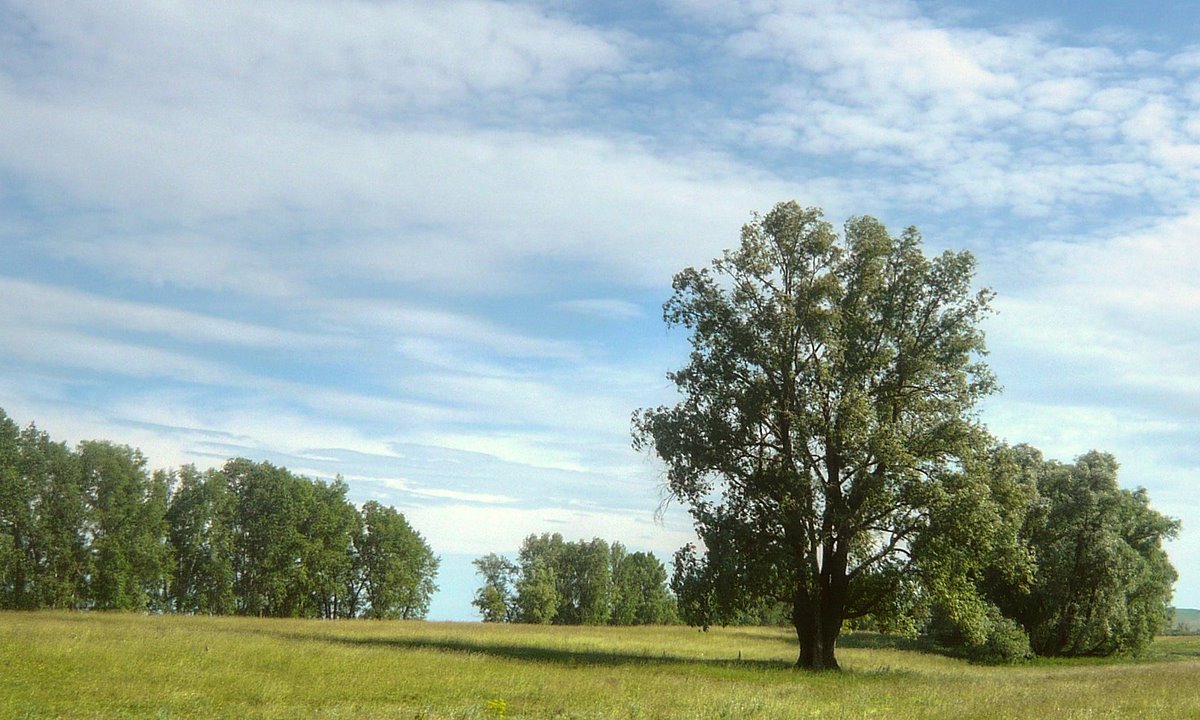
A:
[[472, 533, 677, 625], [958, 447, 1179, 658], [635, 202, 1179, 669], [0, 409, 438, 618]]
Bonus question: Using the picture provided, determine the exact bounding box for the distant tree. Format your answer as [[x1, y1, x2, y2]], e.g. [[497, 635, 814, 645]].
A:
[[476, 534, 676, 626], [302, 477, 360, 619], [223, 459, 311, 617], [0, 407, 442, 620], [0, 410, 31, 608], [472, 553, 518, 622], [515, 557, 559, 624], [557, 538, 613, 625], [512, 533, 614, 625], [21, 425, 88, 609], [80, 441, 173, 611], [610, 547, 676, 625], [166, 465, 236, 614], [634, 202, 1003, 669], [356, 500, 438, 619]]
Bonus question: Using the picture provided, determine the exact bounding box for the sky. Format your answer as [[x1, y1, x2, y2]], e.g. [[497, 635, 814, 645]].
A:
[[0, 0, 1197, 620]]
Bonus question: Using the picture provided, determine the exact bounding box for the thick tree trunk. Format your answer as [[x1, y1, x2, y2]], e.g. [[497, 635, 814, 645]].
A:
[[793, 579, 846, 671], [794, 612, 841, 670]]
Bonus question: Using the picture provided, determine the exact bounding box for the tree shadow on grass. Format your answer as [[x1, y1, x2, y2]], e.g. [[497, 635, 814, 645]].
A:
[[204, 620, 934, 675], [726, 628, 945, 656], [297, 632, 800, 672], [838, 631, 944, 654]]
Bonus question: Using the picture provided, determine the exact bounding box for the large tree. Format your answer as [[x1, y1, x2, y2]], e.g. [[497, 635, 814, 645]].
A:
[[635, 202, 1000, 669]]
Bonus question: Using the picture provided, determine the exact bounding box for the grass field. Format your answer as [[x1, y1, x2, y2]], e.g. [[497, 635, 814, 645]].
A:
[[2, 612, 1199, 719]]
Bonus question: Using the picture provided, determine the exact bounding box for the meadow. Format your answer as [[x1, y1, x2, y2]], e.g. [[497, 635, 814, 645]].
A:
[[2, 612, 1198, 719]]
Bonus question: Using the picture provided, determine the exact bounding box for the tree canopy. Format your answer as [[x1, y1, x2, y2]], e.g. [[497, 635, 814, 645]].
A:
[[979, 447, 1179, 657], [472, 533, 677, 626], [635, 201, 1180, 668], [635, 201, 1014, 669], [0, 407, 438, 619]]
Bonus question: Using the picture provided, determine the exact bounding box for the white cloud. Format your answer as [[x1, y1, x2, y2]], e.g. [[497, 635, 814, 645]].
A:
[[3, 0, 1199, 612], [0, 324, 250, 387], [984, 209, 1200, 484], [556, 298, 647, 320], [324, 299, 583, 361], [0, 277, 329, 349], [664, 0, 1200, 219], [340, 474, 517, 506], [1026, 78, 1094, 111], [400, 501, 695, 557], [49, 234, 300, 298], [3, 0, 626, 114], [408, 431, 590, 475], [5, 94, 805, 293]]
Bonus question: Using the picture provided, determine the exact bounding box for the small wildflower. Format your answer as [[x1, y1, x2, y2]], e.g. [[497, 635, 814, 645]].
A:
[[486, 697, 508, 719]]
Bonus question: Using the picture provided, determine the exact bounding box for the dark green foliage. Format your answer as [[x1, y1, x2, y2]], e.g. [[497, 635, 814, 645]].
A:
[[556, 538, 613, 625], [635, 202, 1000, 669], [356, 500, 438, 619], [516, 557, 559, 624], [918, 445, 1179, 661], [0, 406, 438, 620], [80, 441, 173, 611], [22, 427, 88, 609], [224, 458, 313, 617], [216, 460, 438, 619], [1, 416, 90, 609], [925, 603, 1032, 663], [302, 477, 362, 619], [0, 410, 30, 608], [672, 541, 791, 630], [983, 448, 1179, 657], [166, 465, 236, 614], [610, 546, 677, 625], [473, 533, 677, 625]]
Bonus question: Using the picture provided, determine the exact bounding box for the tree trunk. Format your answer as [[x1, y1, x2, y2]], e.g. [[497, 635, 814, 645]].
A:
[[794, 608, 816, 668], [794, 612, 841, 670], [793, 579, 845, 671]]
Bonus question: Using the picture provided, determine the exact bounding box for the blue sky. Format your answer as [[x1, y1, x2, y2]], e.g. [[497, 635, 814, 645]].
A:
[[1, 0, 1197, 620]]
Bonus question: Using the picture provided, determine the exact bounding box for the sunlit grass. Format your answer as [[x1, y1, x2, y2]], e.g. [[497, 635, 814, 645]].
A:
[[2, 612, 1197, 718]]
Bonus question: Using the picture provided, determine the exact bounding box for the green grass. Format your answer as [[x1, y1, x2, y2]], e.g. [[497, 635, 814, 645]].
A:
[[2, 612, 1199, 719]]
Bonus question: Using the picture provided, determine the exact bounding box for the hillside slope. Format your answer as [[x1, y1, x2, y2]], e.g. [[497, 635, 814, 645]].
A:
[[1172, 607, 1200, 632]]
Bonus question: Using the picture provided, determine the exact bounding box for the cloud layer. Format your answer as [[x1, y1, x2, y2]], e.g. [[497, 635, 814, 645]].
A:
[[1, 0, 1197, 617]]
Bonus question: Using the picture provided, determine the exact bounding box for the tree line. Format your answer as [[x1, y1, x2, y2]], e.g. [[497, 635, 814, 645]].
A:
[[473, 533, 677, 625], [0, 409, 438, 618], [635, 202, 1180, 668]]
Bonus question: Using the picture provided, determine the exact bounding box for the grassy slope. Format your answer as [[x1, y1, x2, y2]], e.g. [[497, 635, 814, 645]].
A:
[[1172, 607, 1200, 630], [2, 612, 1199, 719]]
